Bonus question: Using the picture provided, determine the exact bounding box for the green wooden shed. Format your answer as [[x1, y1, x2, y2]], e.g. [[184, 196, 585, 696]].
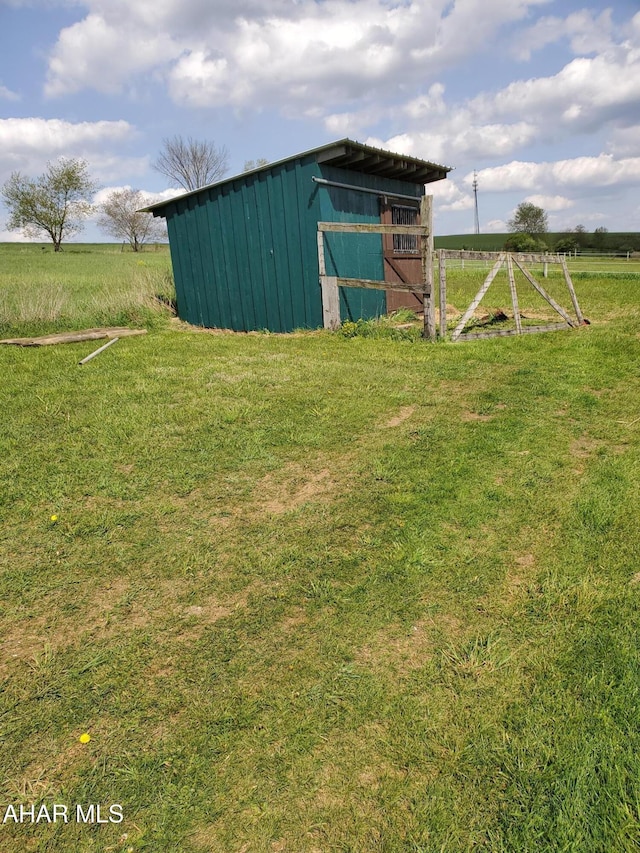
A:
[[145, 139, 449, 332]]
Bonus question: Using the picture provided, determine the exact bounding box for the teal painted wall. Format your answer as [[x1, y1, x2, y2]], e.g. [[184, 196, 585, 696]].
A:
[[163, 156, 423, 332], [165, 155, 322, 332], [316, 166, 423, 322]]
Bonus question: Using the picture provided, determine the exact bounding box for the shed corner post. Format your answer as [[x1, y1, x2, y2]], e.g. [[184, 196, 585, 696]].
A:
[[421, 195, 435, 341], [317, 227, 340, 330]]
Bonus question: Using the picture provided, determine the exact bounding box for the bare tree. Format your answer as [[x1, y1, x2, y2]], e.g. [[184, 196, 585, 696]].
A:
[[243, 158, 269, 172], [2, 158, 96, 251], [98, 188, 167, 251], [152, 136, 229, 191]]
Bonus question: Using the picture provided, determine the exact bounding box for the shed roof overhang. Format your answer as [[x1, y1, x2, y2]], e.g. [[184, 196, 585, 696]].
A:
[[314, 140, 449, 184], [143, 138, 451, 215]]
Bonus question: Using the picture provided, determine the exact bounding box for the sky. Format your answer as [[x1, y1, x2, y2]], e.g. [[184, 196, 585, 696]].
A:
[[1, 0, 639, 241]]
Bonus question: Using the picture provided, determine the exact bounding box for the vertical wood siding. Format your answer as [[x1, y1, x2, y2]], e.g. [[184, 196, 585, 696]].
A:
[[164, 155, 423, 332]]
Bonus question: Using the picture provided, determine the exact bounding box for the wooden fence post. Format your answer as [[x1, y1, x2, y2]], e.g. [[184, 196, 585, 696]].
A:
[[506, 254, 522, 334], [438, 249, 447, 339], [318, 230, 340, 330], [421, 195, 435, 341]]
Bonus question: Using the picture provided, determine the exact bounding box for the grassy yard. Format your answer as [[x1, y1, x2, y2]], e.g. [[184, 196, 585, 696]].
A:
[[1, 245, 640, 851]]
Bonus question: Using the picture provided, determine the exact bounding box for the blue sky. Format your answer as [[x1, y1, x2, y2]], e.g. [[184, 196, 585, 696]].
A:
[[1, 0, 639, 241]]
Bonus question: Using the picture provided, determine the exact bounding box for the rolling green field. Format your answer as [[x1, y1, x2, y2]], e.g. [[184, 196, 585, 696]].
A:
[[1, 244, 640, 851], [434, 232, 640, 254]]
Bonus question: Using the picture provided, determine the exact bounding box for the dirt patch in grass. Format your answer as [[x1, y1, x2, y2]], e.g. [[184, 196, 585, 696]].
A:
[[182, 601, 234, 620], [0, 576, 132, 676], [172, 580, 268, 645], [383, 405, 416, 428], [461, 410, 493, 422], [355, 612, 464, 678], [254, 465, 336, 515], [277, 607, 309, 634], [571, 435, 601, 458], [1, 574, 261, 676]]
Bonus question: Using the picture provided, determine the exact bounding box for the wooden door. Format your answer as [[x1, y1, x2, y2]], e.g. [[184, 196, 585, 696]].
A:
[[380, 201, 424, 313]]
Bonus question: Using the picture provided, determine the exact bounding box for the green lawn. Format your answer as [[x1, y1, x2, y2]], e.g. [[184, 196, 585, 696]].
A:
[[1, 245, 640, 851]]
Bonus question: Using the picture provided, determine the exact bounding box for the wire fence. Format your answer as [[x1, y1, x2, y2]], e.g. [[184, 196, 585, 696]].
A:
[[437, 253, 640, 276]]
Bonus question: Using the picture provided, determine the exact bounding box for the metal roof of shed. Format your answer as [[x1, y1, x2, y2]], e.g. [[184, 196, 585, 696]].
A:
[[144, 138, 450, 214]]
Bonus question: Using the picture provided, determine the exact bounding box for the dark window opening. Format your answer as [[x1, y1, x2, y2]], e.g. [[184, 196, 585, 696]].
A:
[[392, 205, 419, 254]]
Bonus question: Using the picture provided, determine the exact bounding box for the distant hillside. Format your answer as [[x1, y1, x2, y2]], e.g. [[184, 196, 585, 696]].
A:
[[434, 233, 640, 253]]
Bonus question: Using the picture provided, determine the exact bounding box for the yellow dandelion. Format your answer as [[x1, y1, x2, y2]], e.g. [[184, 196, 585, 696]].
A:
[[79, 733, 91, 744], [50, 515, 58, 523]]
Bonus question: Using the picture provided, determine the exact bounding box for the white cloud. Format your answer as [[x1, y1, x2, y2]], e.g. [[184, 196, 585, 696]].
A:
[[473, 154, 640, 193], [0, 228, 36, 242], [93, 185, 181, 206], [42, 0, 553, 112], [524, 194, 573, 211], [0, 83, 20, 101], [45, 13, 181, 96], [429, 178, 474, 212], [478, 52, 640, 135], [372, 8, 640, 171], [511, 9, 615, 61], [166, 3, 448, 110], [483, 219, 508, 233], [0, 117, 134, 156], [606, 125, 640, 158], [0, 118, 145, 185], [380, 120, 537, 166]]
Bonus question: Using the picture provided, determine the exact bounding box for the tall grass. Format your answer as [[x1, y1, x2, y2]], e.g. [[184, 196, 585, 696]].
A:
[[0, 244, 175, 337]]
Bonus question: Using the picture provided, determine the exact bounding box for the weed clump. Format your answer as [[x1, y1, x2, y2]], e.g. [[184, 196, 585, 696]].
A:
[[338, 311, 421, 341]]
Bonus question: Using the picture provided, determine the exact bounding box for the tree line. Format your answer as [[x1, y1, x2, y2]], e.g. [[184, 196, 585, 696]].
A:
[[504, 202, 639, 254], [1, 137, 232, 252]]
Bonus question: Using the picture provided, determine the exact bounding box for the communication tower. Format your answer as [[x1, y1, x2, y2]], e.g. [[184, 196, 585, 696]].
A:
[[472, 170, 480, 234]]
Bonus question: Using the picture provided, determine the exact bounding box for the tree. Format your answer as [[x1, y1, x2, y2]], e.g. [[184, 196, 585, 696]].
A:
[[507, 202, 548, 237], [504, 233, 546, 252], [554, 236, 578, 253], [593, 226, 609, 251], [243, 158, 269, 172], [2, 158, 96, 251], [572, 224, 588, 248], [98, 188, 167, 252], [152, 136, 229, 191]]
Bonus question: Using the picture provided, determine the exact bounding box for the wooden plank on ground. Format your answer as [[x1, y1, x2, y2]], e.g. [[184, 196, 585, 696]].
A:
[[0, 328, 147, 346], [455, 322, 570, 342]]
